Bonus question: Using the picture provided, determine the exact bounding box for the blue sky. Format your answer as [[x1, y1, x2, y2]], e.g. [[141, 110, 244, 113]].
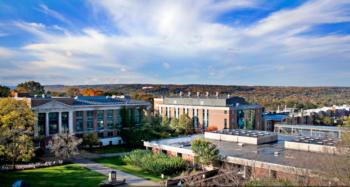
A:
[[0, 0, 350, 86]]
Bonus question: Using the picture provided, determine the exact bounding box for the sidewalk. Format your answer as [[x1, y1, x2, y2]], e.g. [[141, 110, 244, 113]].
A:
[[73, 158, 160, 186]]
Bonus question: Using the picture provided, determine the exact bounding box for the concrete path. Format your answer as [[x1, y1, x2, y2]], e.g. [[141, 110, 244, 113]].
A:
[[73, 159, 160, 186]]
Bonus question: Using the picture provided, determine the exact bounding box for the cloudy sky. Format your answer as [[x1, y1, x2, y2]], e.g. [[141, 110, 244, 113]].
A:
[[0, 0, 350, 86]]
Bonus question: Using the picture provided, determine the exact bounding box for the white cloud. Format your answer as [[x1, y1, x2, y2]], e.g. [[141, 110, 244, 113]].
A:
[[1, 0, 350, 86]]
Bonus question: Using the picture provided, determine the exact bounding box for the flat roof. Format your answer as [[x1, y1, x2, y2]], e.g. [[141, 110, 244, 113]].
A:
[[275, 124, 341, 131], [145, 134, 342, 173]]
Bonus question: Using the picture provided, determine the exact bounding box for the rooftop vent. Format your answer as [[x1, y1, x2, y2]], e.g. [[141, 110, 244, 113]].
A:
[[197, 92, 200, 97], [216, 92, 219, 97], [274, 151, 280, 156], [206, 91, 209, 97], [179, 91, 183, 97], [188, 92, 191, 97]]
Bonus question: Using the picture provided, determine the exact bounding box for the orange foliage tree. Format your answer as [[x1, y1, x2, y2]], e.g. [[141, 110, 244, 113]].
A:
[[80, 88, 104, 96]]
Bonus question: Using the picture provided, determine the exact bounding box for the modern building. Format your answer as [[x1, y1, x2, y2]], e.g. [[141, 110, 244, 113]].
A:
[[16, 95, 150, 146], [154, 93, 264, 130], [144, 130, 347, 185]]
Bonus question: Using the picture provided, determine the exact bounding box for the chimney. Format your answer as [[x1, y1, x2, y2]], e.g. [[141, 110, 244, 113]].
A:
[[179, 91, 183, 97], [197, 92, 200, 97], [206, 92, 209, 97], [215, 92, 219, 97], [188, 92, 191, 97]]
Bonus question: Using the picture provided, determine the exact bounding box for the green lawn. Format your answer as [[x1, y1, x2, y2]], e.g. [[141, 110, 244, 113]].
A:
[[0, 164, 105, 187], [93, 157, 162, 182], [88, 145, 135, 154]]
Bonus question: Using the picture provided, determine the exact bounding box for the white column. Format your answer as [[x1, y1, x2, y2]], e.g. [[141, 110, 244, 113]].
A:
[[58, 112, 62, 134], [45, 112, 49, 136], [68, 111, 74, 134]]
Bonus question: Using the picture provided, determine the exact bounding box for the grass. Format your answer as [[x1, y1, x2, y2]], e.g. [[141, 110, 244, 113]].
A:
[[0, 164, 105, 187], [93, 156, 162, 182], [88, 145, 135, 154]]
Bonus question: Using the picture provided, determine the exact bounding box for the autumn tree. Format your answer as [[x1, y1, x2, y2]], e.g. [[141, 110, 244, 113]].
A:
[[191, 138, 220, 169], [0, 98, 35, 168], [50, 133, 82, 160], [80, 88, 104, 96], [16, 80, 45, 95], [0, 85, 10, 97], [66, 87, 81, 97]]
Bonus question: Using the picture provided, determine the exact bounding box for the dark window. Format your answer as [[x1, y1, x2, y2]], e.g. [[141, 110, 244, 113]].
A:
[[61, 112, 69, 133], [37, 113, 46, 136], [49, 112, 59, 134], [270, 170, 277, 179], [107, 110, 114, 129], [108, 131, 113, 137], [224, 110, 227, 114], [162, 150, 167, 154], [109, 141, 112, 146], [87, 111, 94, 131], [98, 132, 104, 138], [177, 152, 182, 157], [75, 111, 83, 132], [97, 111, 104, 130], [116, 110, 122, 128], [224, 119, 227, 129]]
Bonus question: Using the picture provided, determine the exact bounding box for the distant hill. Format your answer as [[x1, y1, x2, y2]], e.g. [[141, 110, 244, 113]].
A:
[[44, 84, 350, 111]]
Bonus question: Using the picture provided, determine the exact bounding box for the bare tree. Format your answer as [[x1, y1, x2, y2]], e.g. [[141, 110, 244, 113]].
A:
[[50, 133, 82, 160]]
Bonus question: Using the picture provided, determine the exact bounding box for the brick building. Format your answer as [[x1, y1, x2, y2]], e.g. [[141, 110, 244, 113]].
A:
[[17, 95, 150, 145], [154, 94, 264, 130]]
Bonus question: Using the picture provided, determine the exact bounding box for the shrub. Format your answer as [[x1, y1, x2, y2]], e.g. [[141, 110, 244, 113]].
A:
[[206, 126, 218, 132], [123, 149, 186, 175]]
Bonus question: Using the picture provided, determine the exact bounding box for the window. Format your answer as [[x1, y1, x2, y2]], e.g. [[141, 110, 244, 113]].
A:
[[37, 113, 46, 136], [75, 111, 83, 132], [98, 132, 104, 138], [224, 119, 227, 129], [177, 152, 182, 157], [108, 131, 113, 137], [174, 108, 176, 118], [49, 112, 59, 134], [116, 110, 122, 128], [224, 110, 227, 114], [270, 170, 277, 179], [97, 111, 104, 130], [87, 111, 94, 131], [61, 112, 69, 133], [202, 109, 205, 128], [134, 109, 141, 124], [183, 108, 185, 115], [107, 110, 114, 129]]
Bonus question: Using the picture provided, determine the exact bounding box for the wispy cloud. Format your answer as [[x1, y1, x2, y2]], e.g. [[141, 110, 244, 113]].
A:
[[37, 4, 73, 26]]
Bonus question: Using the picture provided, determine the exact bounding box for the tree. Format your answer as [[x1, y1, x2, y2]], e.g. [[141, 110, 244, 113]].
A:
[[0, 98, 35, 169], [191, 138, 220, 169], [178, 114, 194, 135], [0, 85, 10, 97], [66, 87, 81, 97], [170, 118, 183, 134], [161, 117, 170, 127], [80, 88, 104, 96], [82, 133, 99, 149], [50, 133, 82, 160], [16, 80, 45, 95]]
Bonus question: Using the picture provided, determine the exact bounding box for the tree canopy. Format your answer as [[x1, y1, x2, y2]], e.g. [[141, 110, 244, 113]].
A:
[[16, 80, 45, 95], [0, 98, 35, 168], [0, 85, 10, 97], [191, 138, 220, 167]]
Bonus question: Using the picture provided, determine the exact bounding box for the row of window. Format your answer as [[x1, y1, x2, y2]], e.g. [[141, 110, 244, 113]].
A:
[[161, 107, 209, 129], [37, 112, 69, 136], [75, 109, 141, 132]]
